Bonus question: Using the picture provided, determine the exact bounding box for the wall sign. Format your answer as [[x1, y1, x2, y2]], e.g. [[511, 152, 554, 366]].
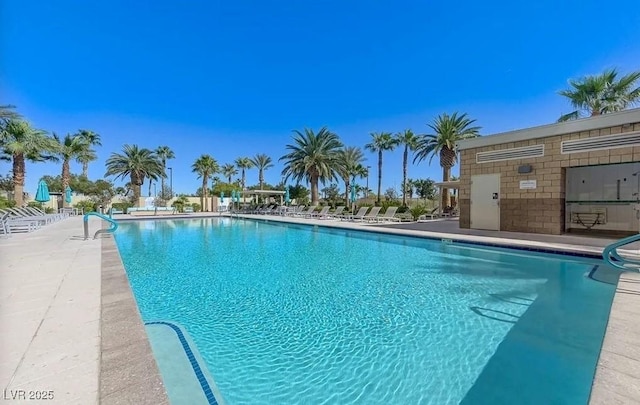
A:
[[519, 180, 537, 190]]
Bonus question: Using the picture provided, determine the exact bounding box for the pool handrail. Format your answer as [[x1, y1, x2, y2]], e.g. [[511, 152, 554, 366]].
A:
[[602, 232, 640, 271], [83, 212, 118, 240]]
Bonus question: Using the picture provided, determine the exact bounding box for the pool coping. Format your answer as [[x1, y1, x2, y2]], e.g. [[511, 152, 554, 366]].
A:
[[100, 234, 170, 404], [105, 214, 640, 404]]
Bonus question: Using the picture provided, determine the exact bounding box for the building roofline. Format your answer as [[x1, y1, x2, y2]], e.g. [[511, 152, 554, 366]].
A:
[[457, 108, 640, 150]]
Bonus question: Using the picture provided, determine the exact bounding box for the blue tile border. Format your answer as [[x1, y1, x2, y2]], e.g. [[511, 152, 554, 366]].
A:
[[145, 321, 218, 405]]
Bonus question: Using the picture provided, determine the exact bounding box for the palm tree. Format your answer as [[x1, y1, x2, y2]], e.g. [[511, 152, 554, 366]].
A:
[[558, 68, 640, 122], [280, 127, 343, 204], [105, 145, 165, 206], [192, 155, 219, 211], [155, 146, 175, 198], [251, 154, 273, 190], [234, 157, 253, 190], [336, 146, 366, 208], [0, 105, 20, 123], [54, 133, 88, 207], [0, 119, 58, 205], [76, 130, 101, 177], [395, 129, 420, 207], [365, 132, 398, 204], [414, 112, 480, 209], [221, 163, 238, 184]]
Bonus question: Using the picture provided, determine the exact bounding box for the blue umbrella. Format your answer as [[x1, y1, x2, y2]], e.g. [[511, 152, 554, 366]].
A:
[[235, 190, 240, 203], [35, 180, 50, 202], [220, 191, 224, 203], [231, 190, 236, 202], [285, 187, 290, 204], [350, 185, 356, 203], [65, 186, 72, 204]]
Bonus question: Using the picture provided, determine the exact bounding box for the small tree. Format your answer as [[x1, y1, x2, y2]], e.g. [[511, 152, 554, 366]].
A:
[[384, 187, 398, 201]]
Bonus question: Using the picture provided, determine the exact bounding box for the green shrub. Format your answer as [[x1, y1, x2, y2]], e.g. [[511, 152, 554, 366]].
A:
[[74, 200, 97, 213], [191, 203, 201, 212], [409, 205, 427, 221], [397, 205, 409, 214], [0, 196, 16, 209], [381, 200, 401, 211], [27, 201, 44, 209], [44, 207, 55, 214], [111, 202, 133, 213]]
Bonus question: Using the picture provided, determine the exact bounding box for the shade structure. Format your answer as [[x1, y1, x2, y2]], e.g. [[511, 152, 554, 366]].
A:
[[350, 185, 356, 203], [284, 187, 290, 204], [65, 186, 72, 204], [35, 180, 50, 202], [220, 191, 224, 203]]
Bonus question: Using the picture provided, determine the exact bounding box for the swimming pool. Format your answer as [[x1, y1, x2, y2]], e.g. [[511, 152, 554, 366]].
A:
[[115, 218, 618, 405]]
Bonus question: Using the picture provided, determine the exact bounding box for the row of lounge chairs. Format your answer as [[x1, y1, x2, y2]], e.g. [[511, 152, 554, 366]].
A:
[[0, 207, 69, 236], [242, 204, 405, 223]]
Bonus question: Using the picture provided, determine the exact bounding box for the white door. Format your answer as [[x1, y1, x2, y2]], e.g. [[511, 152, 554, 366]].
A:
[[470, 174, 500, 230]]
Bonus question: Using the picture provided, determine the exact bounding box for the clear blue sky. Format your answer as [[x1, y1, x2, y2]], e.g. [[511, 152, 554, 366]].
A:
[[1, 0, 639, 196]]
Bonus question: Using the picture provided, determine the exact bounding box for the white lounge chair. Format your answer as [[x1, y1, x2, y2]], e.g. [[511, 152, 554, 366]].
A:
[[377, 206, 401, 222], [325, 206, 345, 219], [309, 206, 330, 218], [361, 206, 382, 222], [342, 207, 369, 221]]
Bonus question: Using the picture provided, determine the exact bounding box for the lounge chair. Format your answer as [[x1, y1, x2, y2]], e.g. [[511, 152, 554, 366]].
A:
[[324, 206, 345, 219], [0, 212, 40, 236], [183, 206, 194, 213], [284, 206, 304, 217], [309, 206, 330, 218], [418, 207, 440, 221], [377, 206, 401, 222], [295, 205, 317, 217], [7, 208, 51, 225], [361, 206, 382, 222], [341, 207, 369, 221]]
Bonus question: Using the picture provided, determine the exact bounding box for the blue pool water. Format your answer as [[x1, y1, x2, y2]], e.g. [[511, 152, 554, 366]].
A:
[[115, 218, 618, 405]]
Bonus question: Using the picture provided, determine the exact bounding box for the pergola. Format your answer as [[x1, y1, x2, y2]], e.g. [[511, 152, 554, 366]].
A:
[[240, 189, 286, 205], [434, 180, 460, 215]]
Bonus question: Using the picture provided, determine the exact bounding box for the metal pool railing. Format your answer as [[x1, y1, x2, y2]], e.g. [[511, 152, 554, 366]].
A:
[[602, 233, 640, 271], [83, 212, 118, 240]]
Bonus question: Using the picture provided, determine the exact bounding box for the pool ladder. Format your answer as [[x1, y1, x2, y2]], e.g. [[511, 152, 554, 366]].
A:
[[84, 212, 119, 240], [602, 233, 640, 272]]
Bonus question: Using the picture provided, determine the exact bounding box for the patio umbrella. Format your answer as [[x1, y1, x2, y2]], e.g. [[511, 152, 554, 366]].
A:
[[350, 185, 356, 203], [220, 191, 224, 203], [231, 190, 236, 203], [285, 187, 290, 204], [35, 180, 50, 202], [65, 186, 72, 204]]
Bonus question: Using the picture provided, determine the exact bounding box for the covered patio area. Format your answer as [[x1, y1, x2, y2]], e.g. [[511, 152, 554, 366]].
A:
[[240, 189, 286, 205], [434, 180, 460, 215]]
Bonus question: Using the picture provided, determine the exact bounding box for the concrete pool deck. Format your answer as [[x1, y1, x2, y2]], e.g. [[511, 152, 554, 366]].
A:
[[1, 213, 639, 404]]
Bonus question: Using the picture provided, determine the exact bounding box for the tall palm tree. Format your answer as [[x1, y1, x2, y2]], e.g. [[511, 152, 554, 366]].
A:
[[414, 112, 480, 209], [251, 154, 273, 190], [105, 145, 165, 206], [234, 157, 253, 190], [558, 68, 640, 122], [76, 130, 101, 177], [0, 119, 58, 205], [54, 133, 88, 207], [395, 129, 420, 207], [336, 146, 366, 208], [0, 105, 20, 123], [221, 163, 238, 183], [155, 146, 175, 198], [280, 127, 343, 204], [365, 132, 398, 204], [192, 155, 219, 211]]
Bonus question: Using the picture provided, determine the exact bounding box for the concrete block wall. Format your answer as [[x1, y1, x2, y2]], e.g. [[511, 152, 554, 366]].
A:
[[459, 122, 640, 235]]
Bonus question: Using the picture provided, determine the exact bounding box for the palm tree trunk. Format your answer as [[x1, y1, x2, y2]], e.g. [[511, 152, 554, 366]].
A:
[[82, 162, 88, 178], [201, 178, 207, 211], [310, 175, 319, 204], [441, 166, 451, 209], [241, 169, 246, 189], [377, 150, 383, 204], [345, 179, 350, 209], [160, 161, 166, 199], [12, 153, 25, 206], [228, 175, 232, 183], [259, 170, 264, 190], [62, 159, 70, 207], [402, 146, 408, 207]]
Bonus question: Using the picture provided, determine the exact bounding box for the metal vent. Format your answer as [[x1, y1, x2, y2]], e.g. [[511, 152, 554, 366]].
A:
[[561, 131, 640, 154], [476, 144, 544, 163]]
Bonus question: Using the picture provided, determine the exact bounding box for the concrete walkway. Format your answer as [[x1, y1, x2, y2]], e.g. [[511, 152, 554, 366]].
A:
[[0, 216, 101, 405]]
